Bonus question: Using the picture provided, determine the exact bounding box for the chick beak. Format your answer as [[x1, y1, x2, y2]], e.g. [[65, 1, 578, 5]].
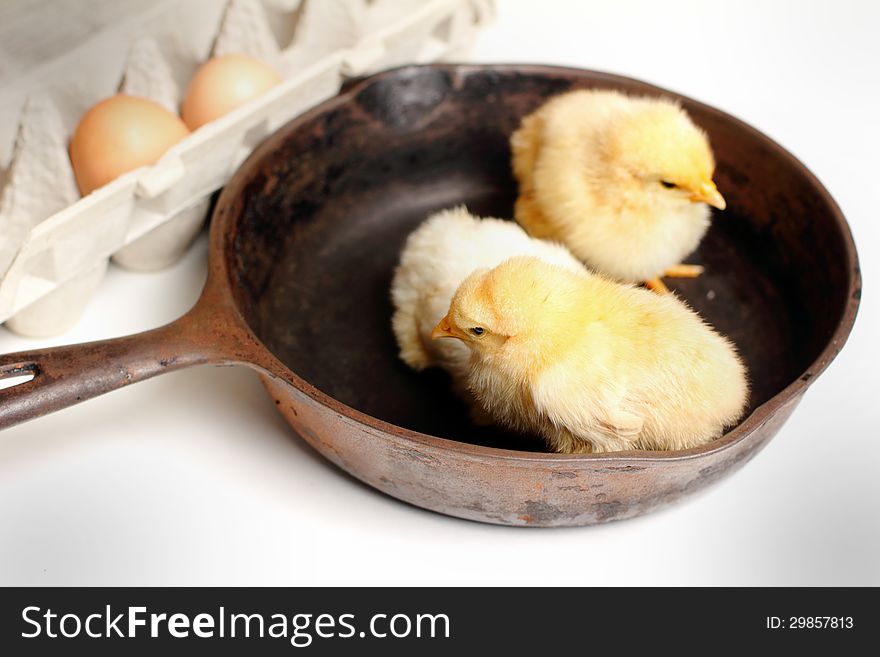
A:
[[690, 181, 727, 210], [431, 316, 458, 340]]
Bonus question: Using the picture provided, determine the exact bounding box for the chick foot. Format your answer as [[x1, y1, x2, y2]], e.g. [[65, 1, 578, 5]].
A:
[[645, 277, 670, 294], [646, 264, 703, 294], [663, 263, 704, 278]]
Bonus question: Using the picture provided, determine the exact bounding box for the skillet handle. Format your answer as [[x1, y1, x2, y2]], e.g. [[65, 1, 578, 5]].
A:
[[0, 304, 254, 431]]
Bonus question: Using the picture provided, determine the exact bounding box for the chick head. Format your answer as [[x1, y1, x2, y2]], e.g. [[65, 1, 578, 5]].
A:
[[432, 256, 577, 361], [603, 97, 726, 211]]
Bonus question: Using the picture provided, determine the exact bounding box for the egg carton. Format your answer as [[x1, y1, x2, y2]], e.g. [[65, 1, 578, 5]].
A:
[[0, 0, 494, 337]]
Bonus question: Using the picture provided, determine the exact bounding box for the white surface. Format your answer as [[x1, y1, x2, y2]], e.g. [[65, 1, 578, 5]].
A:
[[1, 0, 878, 586]]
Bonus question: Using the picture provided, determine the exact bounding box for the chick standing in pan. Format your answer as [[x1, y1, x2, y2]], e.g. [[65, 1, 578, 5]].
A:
[[432, 256, 748, 453], [511, 90, 727, 294], [391, 206, 582, 416]]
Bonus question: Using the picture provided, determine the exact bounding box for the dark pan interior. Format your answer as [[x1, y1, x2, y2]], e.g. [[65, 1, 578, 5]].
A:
[[226, 65, 852, 451]]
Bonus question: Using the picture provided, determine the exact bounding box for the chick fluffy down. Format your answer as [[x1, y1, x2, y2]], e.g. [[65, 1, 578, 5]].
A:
[[512, 89, 714, 282], [391, 207, 583, 404], [455, 257, 748, 453]]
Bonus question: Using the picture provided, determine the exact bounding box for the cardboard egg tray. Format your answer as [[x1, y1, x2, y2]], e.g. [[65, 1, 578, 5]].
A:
[[0, 0, 494, 337]]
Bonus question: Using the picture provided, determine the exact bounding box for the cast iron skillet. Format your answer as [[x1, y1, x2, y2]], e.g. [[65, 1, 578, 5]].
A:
[[0, 65, 861, 526]]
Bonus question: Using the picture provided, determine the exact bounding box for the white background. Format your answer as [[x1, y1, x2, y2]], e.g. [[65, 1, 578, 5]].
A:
[[1, 0, 877, 586]]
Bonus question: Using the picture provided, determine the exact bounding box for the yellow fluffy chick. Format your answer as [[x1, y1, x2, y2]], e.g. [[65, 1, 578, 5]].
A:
[[432, 256, 747, 453], [391, 207, 582, 413], [511, 89, 726, 293]]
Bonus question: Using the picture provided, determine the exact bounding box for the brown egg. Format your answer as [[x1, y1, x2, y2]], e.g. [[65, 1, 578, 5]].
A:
[[181, 54, 282, 131], [69, 94, 190, 195]]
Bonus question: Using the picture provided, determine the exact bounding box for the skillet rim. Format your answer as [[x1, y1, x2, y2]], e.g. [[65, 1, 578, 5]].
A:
[[211, 63, 862, 464]]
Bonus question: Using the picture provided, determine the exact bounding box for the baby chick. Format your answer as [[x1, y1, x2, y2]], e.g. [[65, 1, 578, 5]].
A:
[[511, 89, 726, 294], [432, 256, 747, 453], [391, 207, 582, 415]]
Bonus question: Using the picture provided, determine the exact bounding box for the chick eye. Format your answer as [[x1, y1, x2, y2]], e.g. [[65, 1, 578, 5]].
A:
[[660, 180, 678, 189], [469, 327, 486, 336]]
